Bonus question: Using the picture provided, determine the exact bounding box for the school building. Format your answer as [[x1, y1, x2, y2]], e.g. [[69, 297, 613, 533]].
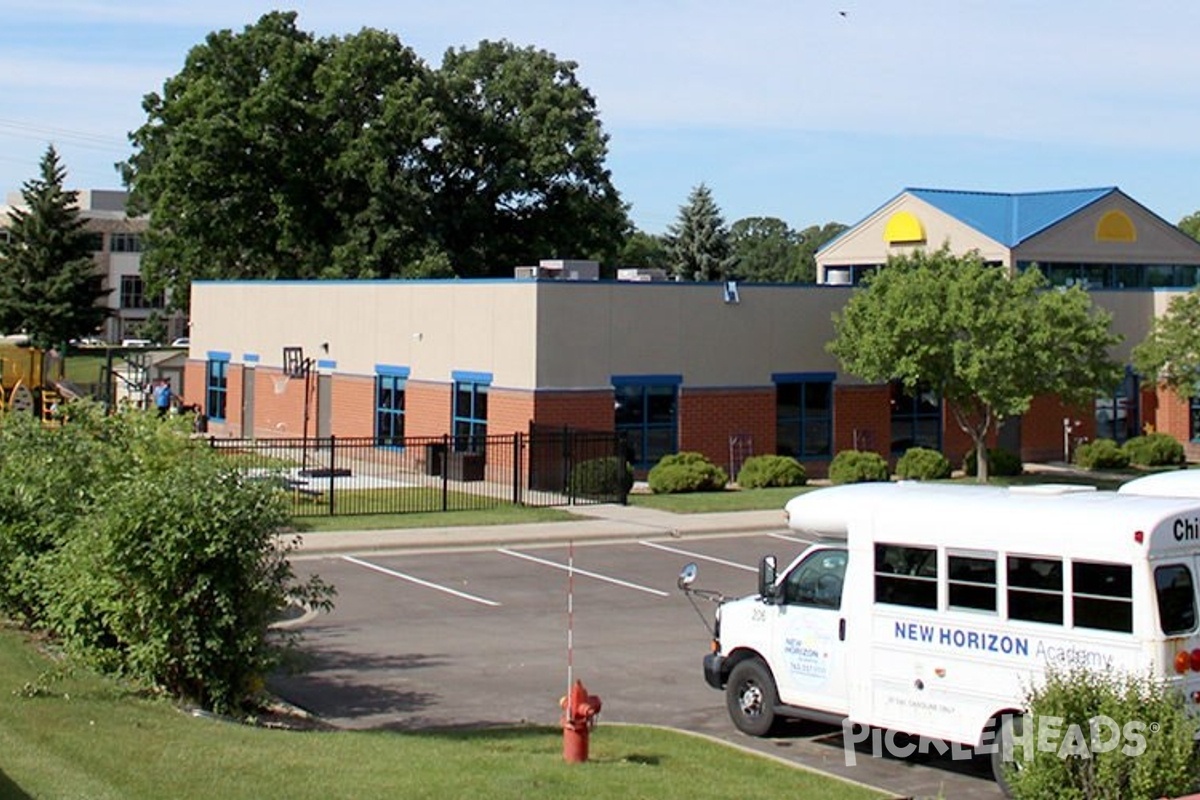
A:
[[180, 187, 1200, 477]]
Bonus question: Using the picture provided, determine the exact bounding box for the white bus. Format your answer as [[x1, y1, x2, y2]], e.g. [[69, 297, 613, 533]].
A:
[[681, 481, 1200, 793]]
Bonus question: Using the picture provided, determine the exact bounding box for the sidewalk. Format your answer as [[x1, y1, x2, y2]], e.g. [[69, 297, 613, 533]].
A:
[[289, 503, 788, 556]]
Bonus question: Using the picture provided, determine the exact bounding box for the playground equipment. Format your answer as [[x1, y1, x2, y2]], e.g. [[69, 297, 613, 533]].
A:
[[0, 341, 67, 418]]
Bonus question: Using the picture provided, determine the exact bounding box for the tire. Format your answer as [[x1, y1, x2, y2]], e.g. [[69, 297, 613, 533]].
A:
[[725, 658, 778, 736], [990, 712, 1025, 798]]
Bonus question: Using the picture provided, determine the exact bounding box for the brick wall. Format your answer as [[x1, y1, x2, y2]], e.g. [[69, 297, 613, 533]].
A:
[[405, 381, 452, 438], [1152, 386, 1200, 460], [678, 388, 774, 477], [250, 368, 309, 438], [330, 375, 374, 437], [532, 390, 615, 432], [833, 384, 890, 458], [1020, 394, 1092, 463]]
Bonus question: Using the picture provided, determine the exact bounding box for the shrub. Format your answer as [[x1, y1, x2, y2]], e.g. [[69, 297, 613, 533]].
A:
[[568, 456, 633, 498], [1073, 438, 1130, 471], [828, 450, 890, 485], [1122, 433, 1185, 468], [1002, 664, 1198, 800], [647, 452, 728, 494], [962, 447, 1023, 477], [894, 447, 952, 481], [736, 455, 807, 489]]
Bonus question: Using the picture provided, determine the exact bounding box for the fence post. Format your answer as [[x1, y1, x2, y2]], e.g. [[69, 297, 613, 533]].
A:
[[512, 432, 522, 506], [441, 433, 450, 512], [328, 435, 336, 516]]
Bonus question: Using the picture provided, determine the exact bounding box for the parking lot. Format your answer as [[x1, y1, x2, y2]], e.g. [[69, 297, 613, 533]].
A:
[[272, 531, 1000, 798]]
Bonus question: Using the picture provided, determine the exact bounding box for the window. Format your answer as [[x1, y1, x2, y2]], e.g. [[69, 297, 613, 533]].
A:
[[110, 232, 143, 253], [1191, 397, 1200, 443], [1096, 369, 1138, 444], [782, 549, 847, 610], [375, 367, 408, 447], [1072, 561, 1132, 633], [613, 375, 680, 468], [206, 355, 229, 422], [452, 371, 490, 452], [774, 373, 833, 458], [890, 381, 940, 453], [1155, 565, 1196, 635], [875, 544, 937, 609], [948, 552, 997, 612], [1007, 556, 1063, 624], [119, 275, 164, 310]]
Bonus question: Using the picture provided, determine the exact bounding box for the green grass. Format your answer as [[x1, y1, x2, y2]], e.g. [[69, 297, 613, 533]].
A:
[[293, 504, 579, 532], [0, 628, 884, 800]]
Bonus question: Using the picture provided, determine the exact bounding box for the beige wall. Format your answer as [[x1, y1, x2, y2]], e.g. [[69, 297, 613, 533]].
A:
[[1016, 195, 1200, 266], [191, 281, 539, 387]]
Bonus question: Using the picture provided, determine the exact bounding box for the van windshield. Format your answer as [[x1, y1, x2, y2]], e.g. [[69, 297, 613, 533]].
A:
[[1155, 564, 1197, 635]]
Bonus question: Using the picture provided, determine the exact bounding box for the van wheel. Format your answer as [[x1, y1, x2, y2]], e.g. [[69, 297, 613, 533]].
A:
[[725, 659, 778, 736], [990, 712, 1025, 798]]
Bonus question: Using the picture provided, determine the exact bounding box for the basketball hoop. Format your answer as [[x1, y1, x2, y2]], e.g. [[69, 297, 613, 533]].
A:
[[282, 346, 308, 379], [270, 373, 291, 395]]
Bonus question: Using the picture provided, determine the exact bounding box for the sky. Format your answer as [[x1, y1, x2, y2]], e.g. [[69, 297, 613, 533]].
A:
[[3, 1, 1200, 235]]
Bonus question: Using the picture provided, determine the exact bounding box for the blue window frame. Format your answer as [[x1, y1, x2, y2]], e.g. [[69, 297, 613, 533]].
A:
[[375, 366, 409, 447], [206, 352, 230, 422], [614, 375, 680, 468], [452, 370, 491, 452], [890, 380, 940, 453], [773, 372, 834, 458]]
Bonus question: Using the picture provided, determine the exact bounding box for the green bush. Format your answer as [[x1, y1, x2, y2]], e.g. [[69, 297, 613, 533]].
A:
[[828, 450, 890, 485], [1073, 438, 1130, 471], [1122, 433, 1185, 468], [962, 447, 1023, 477], [647, 452, 728, 494], [568, 456, 633, 498], [1003, 665, 1199, 800], [0, 401, 334, 714], [894, 447, 952, 481], [736, 455, 807, 489]]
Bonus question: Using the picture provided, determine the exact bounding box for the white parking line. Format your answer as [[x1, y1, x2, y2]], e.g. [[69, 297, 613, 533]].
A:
[[341, 555, 501, 607], [638, 540, 756, 572], [497, 548, 670, 597]]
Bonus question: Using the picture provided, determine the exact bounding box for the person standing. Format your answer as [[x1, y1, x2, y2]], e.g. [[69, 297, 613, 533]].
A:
[[152, 379, 171, 418]]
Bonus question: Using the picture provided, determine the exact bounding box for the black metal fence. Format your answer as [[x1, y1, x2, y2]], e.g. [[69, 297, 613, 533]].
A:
[[206, 428, 628, 517]]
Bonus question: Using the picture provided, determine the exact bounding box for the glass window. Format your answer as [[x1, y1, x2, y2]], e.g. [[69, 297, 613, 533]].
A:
[[375, 374, 406, 447], [110, 232, 143, 253], [452, 378, 489, 452], [948, 553, 997, 612], [890, 381, 940, 453], [875, 544, 937, 609], [205, 358, 228, 422], [119, 275, 164, 310], [1072, 561, 1132, 633], [1155, 564, 1196, 636], [614, 378, 679, 468], [1007, 556, 1063, 624], [782, 549, 847, 610], [1190, 397, 1200, 443], [775, 377, 833, 459]]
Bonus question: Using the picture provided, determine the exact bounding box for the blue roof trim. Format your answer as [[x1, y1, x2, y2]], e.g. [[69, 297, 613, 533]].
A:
[[243, 353, 260, 363], [906, 187, 1118, 246], [207, 350, 231, 361], [772, 371, 836, 383], [452, 370, 493, 384], [612, 374, 683, 387], [375, 364, 411, 378], [316, 359, 337, 370]]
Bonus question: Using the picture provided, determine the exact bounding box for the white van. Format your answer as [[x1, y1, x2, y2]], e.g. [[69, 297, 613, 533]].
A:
[[682, 482, 1200, 794]]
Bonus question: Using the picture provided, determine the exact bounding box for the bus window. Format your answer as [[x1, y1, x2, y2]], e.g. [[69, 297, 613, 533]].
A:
[[875, 544, 937, 609], [1072, 561, 1132, 633], [782, 549, 847, 609], [948, 554, 997, 612], [1155, 565, 1197, 635], [1008, 556, 1063, 625]]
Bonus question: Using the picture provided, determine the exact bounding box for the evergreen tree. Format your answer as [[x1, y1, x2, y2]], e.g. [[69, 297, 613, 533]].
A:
[[0, 146, 108, 348], [666, 184, 734, 281]]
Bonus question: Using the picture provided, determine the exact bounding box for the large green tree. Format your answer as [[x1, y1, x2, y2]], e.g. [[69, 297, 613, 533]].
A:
[[1131, 288, 1200, 399], [666, 184, 734, 281], [124, 14, 628, 300], [618, 229, 669, 272], [727, 217, 803, 282], [796, 222, 848, 283], [829, 248, 1122, 481], [0, 146, 109, 348], [1178, 211, 1200, 242]]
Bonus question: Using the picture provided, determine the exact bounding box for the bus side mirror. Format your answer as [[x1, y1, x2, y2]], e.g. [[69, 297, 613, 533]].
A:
[[758, 555, 778, 602]]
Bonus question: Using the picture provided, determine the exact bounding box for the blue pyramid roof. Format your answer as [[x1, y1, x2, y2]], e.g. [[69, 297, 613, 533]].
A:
[[906, 187, 1119, 247]]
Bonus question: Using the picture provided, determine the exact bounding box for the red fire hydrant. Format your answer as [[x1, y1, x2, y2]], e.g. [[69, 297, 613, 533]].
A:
[[560, 679, 602, 763]]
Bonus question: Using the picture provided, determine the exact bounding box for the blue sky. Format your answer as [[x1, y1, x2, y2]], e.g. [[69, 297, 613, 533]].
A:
[[3, 1, 1200, 235]]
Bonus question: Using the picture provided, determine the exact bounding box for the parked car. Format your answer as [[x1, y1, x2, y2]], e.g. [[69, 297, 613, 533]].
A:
[[121, 338, 152, 348], [170, 337, 190, 347]]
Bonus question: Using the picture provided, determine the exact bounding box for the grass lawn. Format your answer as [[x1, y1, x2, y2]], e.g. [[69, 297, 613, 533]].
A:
[[293, 504, 579, 533], [0, 628, 885, 800]]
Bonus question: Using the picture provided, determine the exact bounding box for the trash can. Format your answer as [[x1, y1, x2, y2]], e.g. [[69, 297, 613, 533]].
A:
[[425, 443, 447, 476], [448, 451, 485, 482]]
